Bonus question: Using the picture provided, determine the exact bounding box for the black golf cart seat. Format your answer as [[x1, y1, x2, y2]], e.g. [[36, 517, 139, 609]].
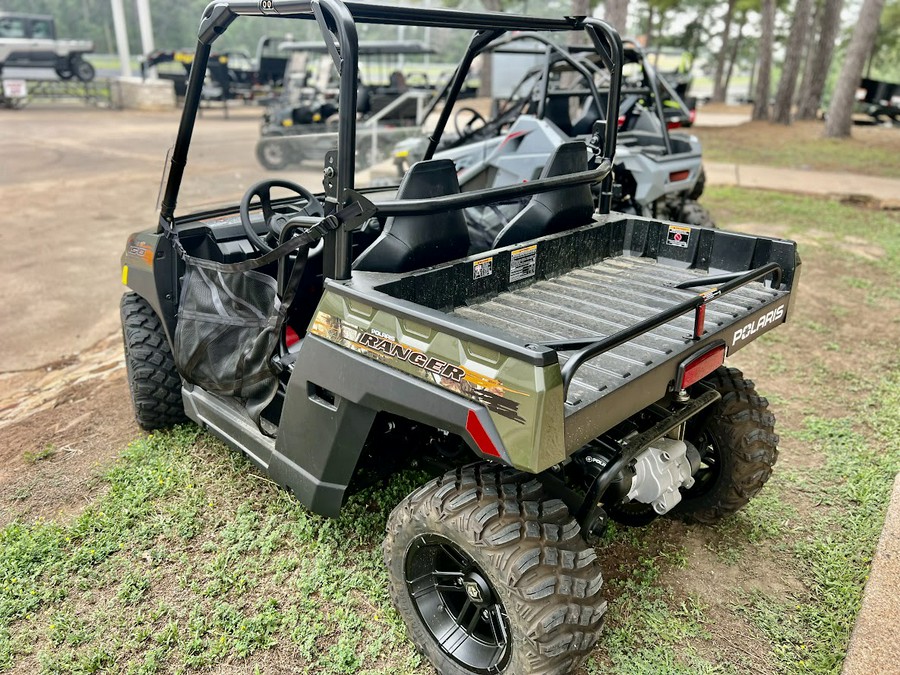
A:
[[491, 140, 595, 249], [353, 159, 470, 273]]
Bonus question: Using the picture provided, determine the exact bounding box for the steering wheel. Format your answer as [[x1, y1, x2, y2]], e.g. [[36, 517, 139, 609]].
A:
[[453, 106, 487, 140], [239, 179, 324, 253]]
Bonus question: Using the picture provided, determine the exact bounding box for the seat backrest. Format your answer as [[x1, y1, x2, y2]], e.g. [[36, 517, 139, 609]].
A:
[[571, 96, 601, 136], [492, 141, 595, 250], [543, 96, 574, 136], [353, 159, 470, 273]]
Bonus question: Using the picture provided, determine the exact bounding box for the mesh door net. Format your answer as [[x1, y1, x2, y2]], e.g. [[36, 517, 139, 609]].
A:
[[172, 217, 336, 427]]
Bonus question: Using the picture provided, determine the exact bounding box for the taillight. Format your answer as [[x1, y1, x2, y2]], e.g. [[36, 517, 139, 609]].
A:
[[617, 115, 625, 127], [285, 325, 301, 347], [675, 341, 726, 390], [669, 169, 690, 182], [667, 120, 682, 130], [466, 410, 501, 458]]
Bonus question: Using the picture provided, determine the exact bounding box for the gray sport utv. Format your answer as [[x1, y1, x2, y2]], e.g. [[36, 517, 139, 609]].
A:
[[119, 3, 800, 673]]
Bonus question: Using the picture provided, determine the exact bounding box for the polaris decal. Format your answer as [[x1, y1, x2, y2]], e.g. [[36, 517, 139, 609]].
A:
[[309, 311, 527, 424], [731, 303, 786, 346]]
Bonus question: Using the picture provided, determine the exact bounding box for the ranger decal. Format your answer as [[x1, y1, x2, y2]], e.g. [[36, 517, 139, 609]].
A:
[[309, 311, 527, 424]]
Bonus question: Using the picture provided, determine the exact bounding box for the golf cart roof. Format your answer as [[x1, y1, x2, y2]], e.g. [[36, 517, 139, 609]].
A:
[[278, 40, 434, 55], [0, 11, 55, 21]]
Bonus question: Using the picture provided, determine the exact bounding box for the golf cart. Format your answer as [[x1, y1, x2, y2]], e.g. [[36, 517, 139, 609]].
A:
[[120, 3, 799, 673], [256, 40, 434, 169]]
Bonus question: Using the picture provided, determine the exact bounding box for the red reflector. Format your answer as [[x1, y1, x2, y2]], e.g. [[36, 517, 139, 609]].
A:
[[285, 326, 300, 347], [669, 169, 690, 182], [466, 410, 501, 458], [679, 345, 726, 389]]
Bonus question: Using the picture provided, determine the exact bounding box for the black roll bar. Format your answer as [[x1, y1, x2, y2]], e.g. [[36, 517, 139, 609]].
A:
[[373, 160, 611, 217], [157, 1, 624, 281]]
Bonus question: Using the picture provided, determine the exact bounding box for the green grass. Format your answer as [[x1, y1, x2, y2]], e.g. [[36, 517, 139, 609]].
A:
[[0, 428, 426, 673], [740, 372, 900, 673], [694, 123, 900, 179], [703, 187, 900, 276]]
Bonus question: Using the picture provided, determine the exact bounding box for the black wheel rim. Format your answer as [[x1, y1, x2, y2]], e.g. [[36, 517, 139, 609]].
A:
[[405, 534, 511, 673], [683, 428, 722, 499]]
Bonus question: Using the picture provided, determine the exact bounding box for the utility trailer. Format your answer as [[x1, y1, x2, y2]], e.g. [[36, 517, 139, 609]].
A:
[[119, 2, 800, 673]]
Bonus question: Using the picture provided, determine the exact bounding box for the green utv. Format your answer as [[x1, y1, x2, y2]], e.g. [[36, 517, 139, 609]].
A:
[[119, 2, 799, 673]]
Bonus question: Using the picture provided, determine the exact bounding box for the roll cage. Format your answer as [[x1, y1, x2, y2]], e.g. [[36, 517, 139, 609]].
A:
[[159, 0, 623, 282]]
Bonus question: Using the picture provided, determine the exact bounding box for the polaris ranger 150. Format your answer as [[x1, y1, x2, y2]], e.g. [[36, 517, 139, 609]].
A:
[[120, 3, 799, 673]]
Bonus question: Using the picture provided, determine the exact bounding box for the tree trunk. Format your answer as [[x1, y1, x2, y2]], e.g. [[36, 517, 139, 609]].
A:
[[772, 0, 814, 124], [825, 0, 887, 137], [604, 0, 630, 33], [796, 0, 844, 119], [794, 0, 820, 106], [477, 0, 504, 97], [722, 12, 747, 101], [570, 0, 591, 44], [753, 0, 776, 120], [711, 0, 738, 103]]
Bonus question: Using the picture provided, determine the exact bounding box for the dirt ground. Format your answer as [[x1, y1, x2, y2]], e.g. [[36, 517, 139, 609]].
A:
[[0, 104, 320, 524]]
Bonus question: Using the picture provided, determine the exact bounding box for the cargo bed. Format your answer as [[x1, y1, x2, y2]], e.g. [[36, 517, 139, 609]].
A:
[[451, 255, 787, 410], [332, 215, 799, 458]]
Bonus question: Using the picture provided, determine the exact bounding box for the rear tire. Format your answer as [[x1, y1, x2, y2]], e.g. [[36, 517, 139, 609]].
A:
[[73, 57, 95, 83], [673, 366, 778, 524], [120, 293, 187, 430], [384, 463, 606, 675], [679, 200, 716, 228], [687, 165, 706, 200]]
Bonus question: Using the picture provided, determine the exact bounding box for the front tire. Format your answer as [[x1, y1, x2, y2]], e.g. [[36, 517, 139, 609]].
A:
[[255, 138, 293, 170], [673, 366, 778, 523], [120, 293, 187, 430], [384, 464, 606, 675]]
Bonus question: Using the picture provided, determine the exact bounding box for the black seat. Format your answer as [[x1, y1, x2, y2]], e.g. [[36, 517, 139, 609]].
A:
[[571, 96, 601, 136], [354, 159, 470, 273], [544, 96, 574, 136], [491, 141, 595, 249]]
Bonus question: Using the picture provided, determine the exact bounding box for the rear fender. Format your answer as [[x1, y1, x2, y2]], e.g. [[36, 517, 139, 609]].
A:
[[274, 335, 512, 516]]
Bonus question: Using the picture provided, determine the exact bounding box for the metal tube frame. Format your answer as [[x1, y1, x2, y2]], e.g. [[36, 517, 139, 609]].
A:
[[157, 0, 624, 282]]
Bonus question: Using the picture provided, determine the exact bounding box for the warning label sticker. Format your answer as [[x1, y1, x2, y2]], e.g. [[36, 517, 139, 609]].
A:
[[666, 224, 691, 248], [473, 256, 493, 280], [509, 245, 537, 282]]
